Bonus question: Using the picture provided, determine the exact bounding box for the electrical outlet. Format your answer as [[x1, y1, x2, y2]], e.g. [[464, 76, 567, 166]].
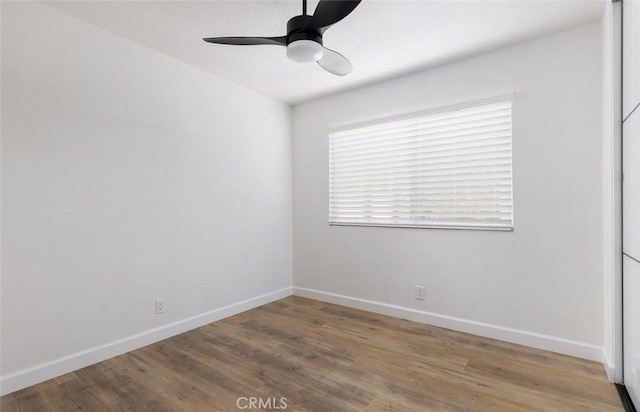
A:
[[415, 286, 425, 300], [156, 298, 165, 314]]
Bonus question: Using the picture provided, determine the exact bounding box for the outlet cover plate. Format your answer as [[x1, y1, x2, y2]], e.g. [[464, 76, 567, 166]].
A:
[[156, 298, 165, 314]]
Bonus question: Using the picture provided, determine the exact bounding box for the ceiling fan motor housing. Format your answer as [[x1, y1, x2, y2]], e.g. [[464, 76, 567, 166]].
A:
[[286, 15, 323, 46]]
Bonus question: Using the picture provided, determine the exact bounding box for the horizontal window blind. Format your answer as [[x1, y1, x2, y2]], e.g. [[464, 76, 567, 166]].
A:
[[329, 99, 513, 230]]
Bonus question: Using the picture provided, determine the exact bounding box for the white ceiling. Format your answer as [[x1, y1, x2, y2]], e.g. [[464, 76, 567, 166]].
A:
[[45, 0, 605, 105]]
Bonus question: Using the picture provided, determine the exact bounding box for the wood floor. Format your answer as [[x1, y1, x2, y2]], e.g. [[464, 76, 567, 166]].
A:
[[1, 296, 623, 411]]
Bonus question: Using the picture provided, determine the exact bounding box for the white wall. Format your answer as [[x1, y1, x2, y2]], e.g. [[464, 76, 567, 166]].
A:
[[1, 2, 292, 394], [600, 1, 623, 382], [293, 23, 604, 360]]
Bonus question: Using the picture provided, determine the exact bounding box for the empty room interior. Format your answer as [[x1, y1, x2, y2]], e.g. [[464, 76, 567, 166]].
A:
[[1, 0, 639, 410]]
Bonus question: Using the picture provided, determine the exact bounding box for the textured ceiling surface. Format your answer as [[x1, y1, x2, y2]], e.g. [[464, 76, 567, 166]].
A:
[[45, 0, 605, 105]]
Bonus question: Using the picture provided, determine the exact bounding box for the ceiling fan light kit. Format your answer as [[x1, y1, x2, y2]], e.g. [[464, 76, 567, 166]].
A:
[[286, 40, 324, 63], [203, 0, 361, 76]]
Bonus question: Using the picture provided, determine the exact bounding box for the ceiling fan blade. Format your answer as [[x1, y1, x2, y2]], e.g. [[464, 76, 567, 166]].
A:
[[203, 36, 286, 46], [309, 0, 361, 33], [318, 47, 353, 76]]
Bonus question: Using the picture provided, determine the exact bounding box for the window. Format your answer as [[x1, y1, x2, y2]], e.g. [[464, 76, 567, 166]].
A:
[[328, 97, 513, 230]]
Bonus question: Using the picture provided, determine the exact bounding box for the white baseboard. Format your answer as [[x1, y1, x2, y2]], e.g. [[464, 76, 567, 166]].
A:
[[603, 362, 617, 383], [601, 349, 619, 383], [293, 287, 604, 363], [0, 287, 293, 396]]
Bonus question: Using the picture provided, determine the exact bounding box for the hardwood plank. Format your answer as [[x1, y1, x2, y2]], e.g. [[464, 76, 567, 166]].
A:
[[365, 395, 436, 412], [72, 362, 171, 412], [0, 296, 623, 411], [0, 387, 49, 412]]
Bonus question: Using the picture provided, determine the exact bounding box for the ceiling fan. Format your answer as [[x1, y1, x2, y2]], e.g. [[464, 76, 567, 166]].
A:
[[203, 0, 361, 76]]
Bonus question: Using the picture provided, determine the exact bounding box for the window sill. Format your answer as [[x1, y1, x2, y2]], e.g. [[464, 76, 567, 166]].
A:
[[328, 222, 513, 232]]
